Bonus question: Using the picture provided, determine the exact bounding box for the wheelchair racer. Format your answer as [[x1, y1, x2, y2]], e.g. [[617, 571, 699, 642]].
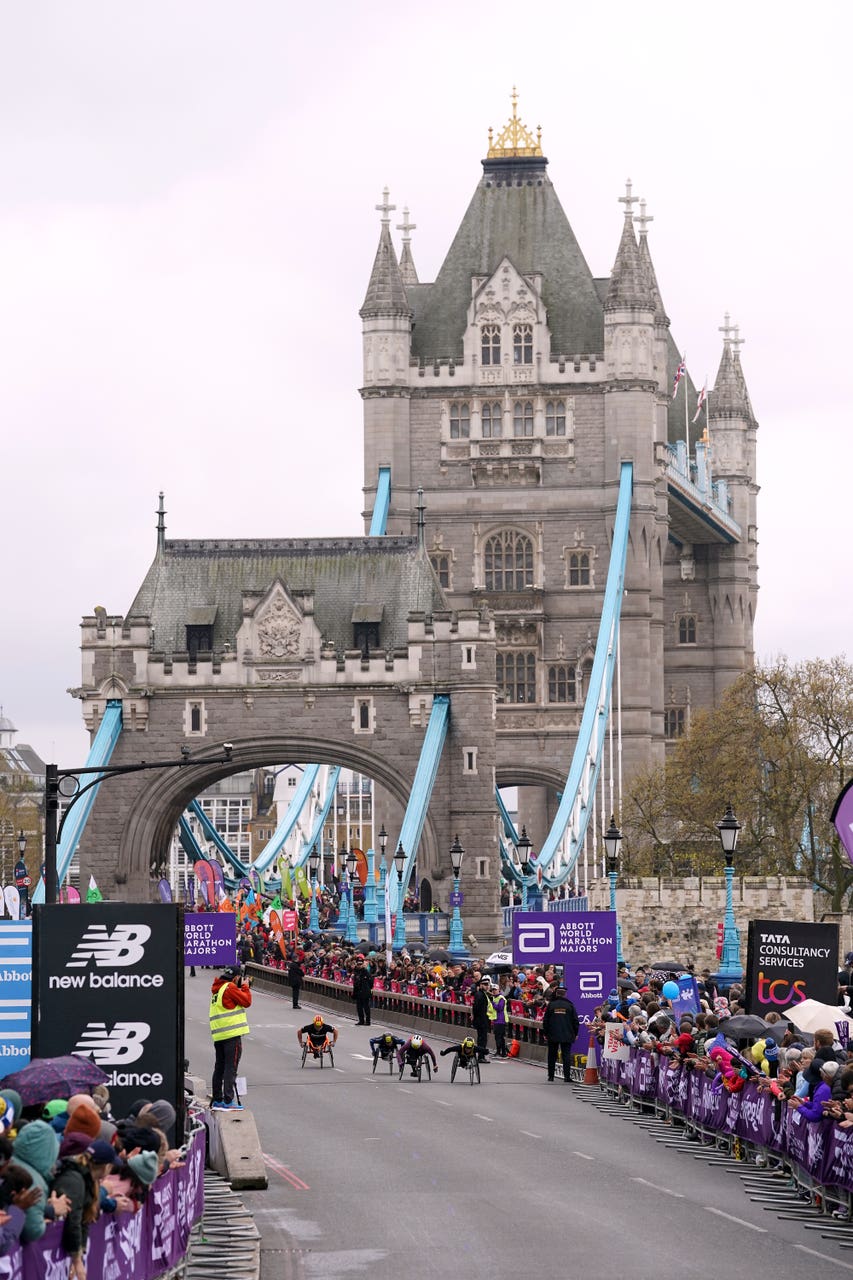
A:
[[298, 1014, 338, 1058], [396, 1033, 438, 1076], [439, 1035, 480, 1067], [369, 1031, 406, 1062]]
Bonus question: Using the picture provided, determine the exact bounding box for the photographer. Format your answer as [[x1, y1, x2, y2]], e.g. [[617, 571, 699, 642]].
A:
[[209, 966, 252, 1111]]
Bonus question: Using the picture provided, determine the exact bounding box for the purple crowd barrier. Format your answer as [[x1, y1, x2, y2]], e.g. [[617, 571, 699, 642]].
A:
[[0, 1120, 205, 1280], [599, 1049, 853, 1194]]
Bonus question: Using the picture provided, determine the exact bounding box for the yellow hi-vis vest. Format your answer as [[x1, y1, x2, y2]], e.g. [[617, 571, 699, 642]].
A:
[[209, 987, 250, 1043]]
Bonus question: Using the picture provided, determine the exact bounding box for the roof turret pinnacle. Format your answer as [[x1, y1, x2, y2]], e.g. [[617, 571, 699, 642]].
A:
[[634, 198, 669, 325], [360, 187, 412, 319], [487, 87, 543, 158], [606, 179, 654, 312], [711, 316, 754, 418], [396, 207, 419, 286], [156, 491, 166, 554]]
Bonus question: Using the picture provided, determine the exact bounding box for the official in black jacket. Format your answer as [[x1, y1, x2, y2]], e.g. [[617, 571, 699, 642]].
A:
[[288, 957, 304, 1009], [472, 979, 494, 1062], [353, 958, 374, 1025], [542, 985, 580, 1083]]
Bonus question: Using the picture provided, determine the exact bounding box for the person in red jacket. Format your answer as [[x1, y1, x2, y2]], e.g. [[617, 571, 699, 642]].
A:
[[209, 968, 252, 1110]]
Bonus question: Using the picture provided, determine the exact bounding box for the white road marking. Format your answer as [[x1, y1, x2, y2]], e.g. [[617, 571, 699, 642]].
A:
[[334, 1067, 345, 1073], [351, 1053, 375, 1060], [632, 1177, 684, 1199], [399, 1087, 413, 1094], [572, 1151, 595, 1161], [520, 1130, 542, 1139], [363, 1137, 381, 1142], [794, 1245, 853, 1271], [704, 1208, 766, 1233], [473, 1114, 494, 1122], [433, 1100, 453, 1107]]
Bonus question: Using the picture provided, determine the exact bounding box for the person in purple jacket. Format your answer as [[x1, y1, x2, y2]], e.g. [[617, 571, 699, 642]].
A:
[[790, 1059, 839, 1121]]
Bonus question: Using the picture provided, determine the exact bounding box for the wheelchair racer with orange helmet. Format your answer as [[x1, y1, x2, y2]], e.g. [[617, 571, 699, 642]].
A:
[[297, 1014, 338, 1057], [396, 1033, 438, 1076]]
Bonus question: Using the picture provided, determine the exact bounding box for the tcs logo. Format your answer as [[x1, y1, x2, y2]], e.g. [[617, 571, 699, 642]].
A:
[[756, 972, 806, 1006]]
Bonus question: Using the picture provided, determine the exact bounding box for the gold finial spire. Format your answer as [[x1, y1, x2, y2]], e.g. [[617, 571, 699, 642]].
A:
[[487, 87, 543, 158]]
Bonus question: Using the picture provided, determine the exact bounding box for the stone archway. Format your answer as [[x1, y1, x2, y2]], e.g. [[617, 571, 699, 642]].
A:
[[112, 734, 440, 897]]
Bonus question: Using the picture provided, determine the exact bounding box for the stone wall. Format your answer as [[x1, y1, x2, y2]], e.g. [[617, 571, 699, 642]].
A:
[[586, 875, 819, 971]]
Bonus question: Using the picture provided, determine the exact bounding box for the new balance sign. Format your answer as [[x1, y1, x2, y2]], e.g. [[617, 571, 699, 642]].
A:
[[33, 903, 184, 1139], [67, 923, 152, 968]]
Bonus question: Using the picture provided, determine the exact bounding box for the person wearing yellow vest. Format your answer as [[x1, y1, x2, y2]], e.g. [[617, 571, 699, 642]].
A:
[[209, 967, 252, 1111]]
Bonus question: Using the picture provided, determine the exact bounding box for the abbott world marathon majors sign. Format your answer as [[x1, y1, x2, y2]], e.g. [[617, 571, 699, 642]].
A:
[[33, 904, 184, 1135], [512, 911, 617, 1026], [746, 918, 840, 1014]]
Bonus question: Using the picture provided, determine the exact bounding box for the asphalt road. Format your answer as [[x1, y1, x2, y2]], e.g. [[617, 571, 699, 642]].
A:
[[185, 979, 853, 1278]]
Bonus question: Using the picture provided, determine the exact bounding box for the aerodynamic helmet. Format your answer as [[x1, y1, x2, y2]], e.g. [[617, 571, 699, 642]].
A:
[[313, 1015, 324, 1028], [410, 1035, 423, 1049], [461, 1036, 475, 1051]]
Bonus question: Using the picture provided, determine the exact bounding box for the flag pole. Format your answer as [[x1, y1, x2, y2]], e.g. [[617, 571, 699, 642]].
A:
[[683, 353, 690, 462]]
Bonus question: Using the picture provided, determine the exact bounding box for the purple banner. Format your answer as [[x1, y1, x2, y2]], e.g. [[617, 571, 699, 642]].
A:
[[832, 779, 853, 866], [0, 1126, 204, 1280], [184, 912, 237, 965], [512, 911, 617, 1028]]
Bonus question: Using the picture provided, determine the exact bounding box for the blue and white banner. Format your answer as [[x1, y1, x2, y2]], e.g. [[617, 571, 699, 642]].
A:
[[0, 921, 32, 1069]]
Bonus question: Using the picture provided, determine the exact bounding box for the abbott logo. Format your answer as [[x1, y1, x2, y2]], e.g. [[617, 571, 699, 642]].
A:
[[516, 922, 555, 954], [67, 924, 152, 969], [74, 1021, 150, 1065], [578, 970, 604, 995]]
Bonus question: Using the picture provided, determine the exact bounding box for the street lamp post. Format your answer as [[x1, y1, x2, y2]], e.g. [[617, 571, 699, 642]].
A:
[[345, 848, 360, 943], [43, 743, 235, 905], [715, 802, 744, 986], [364, 825, 383, 925], [604, 816, 625, 966], [308, 845, 321, 933], [336, 842, 350, 933], [516, 826, 532, 910], [392, 841, 407, 951], [447, 835, 466, 957]]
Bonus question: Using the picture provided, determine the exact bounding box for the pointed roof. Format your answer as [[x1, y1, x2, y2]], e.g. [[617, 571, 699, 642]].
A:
[[396, 208, 419, 286], [712, 326, 753, 418], [635, 202, 668, 326], [606, 181, 653, 312], [360, 222, 411, 318], [408, 162, 604, 360]]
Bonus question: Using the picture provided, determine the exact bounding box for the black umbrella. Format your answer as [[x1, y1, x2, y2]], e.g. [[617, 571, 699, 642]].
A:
[[617, 979, 637, 991], [649, 960, 683, 973], [354, 940, 372, 954], [428, 947, 451, 963], [719, 1013, 773, 1040]]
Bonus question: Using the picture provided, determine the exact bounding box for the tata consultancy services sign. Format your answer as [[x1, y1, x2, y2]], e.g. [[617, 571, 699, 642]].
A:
[[33, 904, 184, 1137], [512, 911, 617, 1026], [745, 918, 839, 1015]]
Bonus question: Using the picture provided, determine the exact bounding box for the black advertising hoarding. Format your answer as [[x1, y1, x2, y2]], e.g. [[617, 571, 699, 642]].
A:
[[33, 903, 184, 1140], [746, 918, 839, 1015]]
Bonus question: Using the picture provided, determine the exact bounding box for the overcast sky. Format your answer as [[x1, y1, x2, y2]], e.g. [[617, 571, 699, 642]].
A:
[[1, 0, 850, 765]]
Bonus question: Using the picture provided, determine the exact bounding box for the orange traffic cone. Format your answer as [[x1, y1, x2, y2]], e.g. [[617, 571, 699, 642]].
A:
[[583, 1032, 599, 1085]]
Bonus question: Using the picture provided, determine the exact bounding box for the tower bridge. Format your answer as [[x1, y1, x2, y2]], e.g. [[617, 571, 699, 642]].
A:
[[64, 95, 758, 934]]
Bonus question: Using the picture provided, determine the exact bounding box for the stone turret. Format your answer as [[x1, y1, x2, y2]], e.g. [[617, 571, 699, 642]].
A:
[[360, 188, 413, 528]]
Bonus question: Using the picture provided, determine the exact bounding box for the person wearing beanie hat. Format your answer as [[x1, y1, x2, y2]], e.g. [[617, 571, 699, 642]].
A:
[[140, 1099, 176, 1136], [58, 1133, 93, 1160], [51, 1131, 102, 1278], [98, 1120, 117, 1145], [12, 1121, 65, 1243], [791, 1058, 838, 1122], [126, 1098, 152, 1119], [42, 1101, 67, 1123], [66, 1105, 101, 1142], [127, 1150, 159, 1187]]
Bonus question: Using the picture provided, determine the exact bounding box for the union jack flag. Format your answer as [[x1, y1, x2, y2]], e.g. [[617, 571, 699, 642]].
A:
[[672, 357, 686, 400], [692, 383, 707, 424]]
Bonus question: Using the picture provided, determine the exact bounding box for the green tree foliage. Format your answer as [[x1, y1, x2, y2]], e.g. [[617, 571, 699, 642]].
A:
[[624, 656, 853, 906]]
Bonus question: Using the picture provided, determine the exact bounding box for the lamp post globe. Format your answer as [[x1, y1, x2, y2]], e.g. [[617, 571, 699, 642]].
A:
[[344, 848, 360, 943], [307, 845, 321, 933], [516, 825, 532, 910]]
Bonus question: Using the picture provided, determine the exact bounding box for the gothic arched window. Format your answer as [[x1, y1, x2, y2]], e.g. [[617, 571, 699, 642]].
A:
[[481, 324, 501, 366], [449, 402, 470, 439], [497, 651, 536, 704], [569, 551, 591, 587], [546, 399, 566, 436], [484, 530, 534, 592], [513, 323, 533, 365], [513, 400, 534, 437], [548, 665, 577, 703], [678, 615, 697, 645], [481, 402, 502, 439]]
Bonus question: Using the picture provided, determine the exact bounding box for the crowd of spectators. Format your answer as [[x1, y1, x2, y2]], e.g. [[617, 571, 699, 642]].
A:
[[0, 1086, 188, 1277], [588, 960, 853, 1134]]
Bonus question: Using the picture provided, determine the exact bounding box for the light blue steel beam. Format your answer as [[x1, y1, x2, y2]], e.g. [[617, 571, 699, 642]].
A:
[[496, 788, 519, 846], [369, 466, 391, 536], [187, 799, 250, 876], [252, 764, 323, 873], [390, 695, 450, 911], [33, 700, 124, 904], [535, 461, 633, 887], [293, 766, 341, 867], [178, 814, 209, 865]]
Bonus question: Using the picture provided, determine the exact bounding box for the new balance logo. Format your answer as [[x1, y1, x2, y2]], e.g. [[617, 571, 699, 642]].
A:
[[67, 924, 151, 969], [73, 1021, 150, 1065]]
